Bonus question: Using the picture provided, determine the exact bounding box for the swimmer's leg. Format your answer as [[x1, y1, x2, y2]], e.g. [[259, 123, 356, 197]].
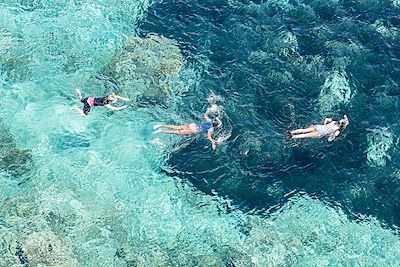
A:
[[290, 132, 320, 139], [71, 105, 86, 116], [76, 88, 83, 100], [154, 130, 182, 135], [290, 127, 315, 135], [155, 125, 186, 130], [155, 129, 194, 135]]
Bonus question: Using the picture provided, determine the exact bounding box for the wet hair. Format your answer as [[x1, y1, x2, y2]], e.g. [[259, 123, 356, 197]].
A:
[[339, 120, 347, 129], [212, 120, 221, 127], [107, 95, 117, 102]]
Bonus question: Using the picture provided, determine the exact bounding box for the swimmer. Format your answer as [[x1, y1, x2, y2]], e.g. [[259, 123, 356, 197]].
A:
[[287, 115, 349, 141], [72, 88, 129, 116], [154, 112, 222, 149]]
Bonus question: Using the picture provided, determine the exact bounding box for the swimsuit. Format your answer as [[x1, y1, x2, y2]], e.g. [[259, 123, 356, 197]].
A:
[[81, 96, 111, 115], [314, 121, 338, 137], [198, 120, 213, 133], [196, 119, 220, 134]]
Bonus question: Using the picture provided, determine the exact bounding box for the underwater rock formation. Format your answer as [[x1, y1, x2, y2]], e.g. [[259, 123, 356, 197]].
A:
[[372, 20, 398, 41], [21, 230, 79, 267], [0, 120, 32, 177], [366, 127, 394, 167], [0, 192, 79, 266], [319, 69, 354, 115], [104, 34, 186, 104], [0, 28, 32, 82]]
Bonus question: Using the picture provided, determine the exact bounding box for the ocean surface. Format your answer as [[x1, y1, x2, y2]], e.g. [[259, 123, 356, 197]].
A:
[[0, 0, 399, 266]]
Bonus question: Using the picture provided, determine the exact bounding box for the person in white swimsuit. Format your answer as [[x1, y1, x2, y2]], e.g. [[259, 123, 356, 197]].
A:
[[287, 115, 349, 141]]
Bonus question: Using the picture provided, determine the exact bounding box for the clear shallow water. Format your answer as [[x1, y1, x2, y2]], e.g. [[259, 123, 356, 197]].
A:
[[0, 0, 399, 266]]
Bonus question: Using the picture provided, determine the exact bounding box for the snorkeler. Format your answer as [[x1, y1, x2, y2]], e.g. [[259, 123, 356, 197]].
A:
[[154, 112, 222, 149], [72, 88, 130, 116], [287, 115, 349, 141]]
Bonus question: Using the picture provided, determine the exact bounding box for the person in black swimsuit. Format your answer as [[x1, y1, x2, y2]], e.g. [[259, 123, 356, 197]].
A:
[[72, 88, 130, 116]]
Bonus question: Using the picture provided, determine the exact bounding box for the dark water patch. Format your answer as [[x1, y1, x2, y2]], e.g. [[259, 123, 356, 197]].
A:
[[18, 0, 45, 12], [342, 0, 396, 24], [140, 0, 400, 227]]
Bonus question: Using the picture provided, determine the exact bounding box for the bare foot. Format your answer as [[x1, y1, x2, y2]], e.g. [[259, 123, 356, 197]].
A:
[[75, 88, 82, 99]]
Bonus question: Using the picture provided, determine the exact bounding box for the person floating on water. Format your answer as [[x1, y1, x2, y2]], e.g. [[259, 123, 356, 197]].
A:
[[287, 115, 349, 141], [153, 111, 222, 149], [72, 88, 130, 116]]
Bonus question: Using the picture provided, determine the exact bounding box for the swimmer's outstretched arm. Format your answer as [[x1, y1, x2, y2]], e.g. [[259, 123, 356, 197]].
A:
[[115, 95, 130, 102], [207, 130, 216, 150], [204, 112, 210, 121], [104, 104, 128, 111], [324, 118, 333, 124]]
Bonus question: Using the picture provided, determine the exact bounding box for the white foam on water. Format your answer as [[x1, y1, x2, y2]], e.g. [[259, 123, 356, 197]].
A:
[[208, 92, 225, 104]]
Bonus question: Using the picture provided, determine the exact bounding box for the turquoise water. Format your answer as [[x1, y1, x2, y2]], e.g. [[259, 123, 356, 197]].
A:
[[0, 0, 400, 266]]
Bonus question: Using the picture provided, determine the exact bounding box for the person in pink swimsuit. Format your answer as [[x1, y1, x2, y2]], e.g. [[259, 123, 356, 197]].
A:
[[72, 88, 130, 116]]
